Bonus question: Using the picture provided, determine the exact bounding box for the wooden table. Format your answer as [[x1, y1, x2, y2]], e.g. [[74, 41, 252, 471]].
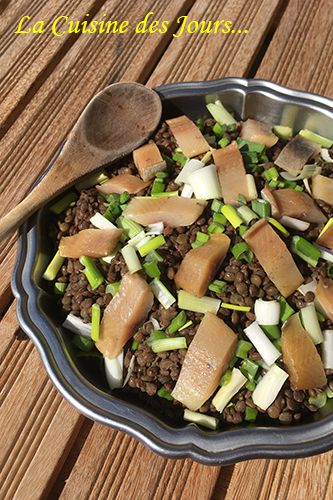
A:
[[1, 0, 333, 498]]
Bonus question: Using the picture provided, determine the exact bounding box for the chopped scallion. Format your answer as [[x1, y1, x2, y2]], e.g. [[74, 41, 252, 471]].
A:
[[237, 205, 258, 225], [240, 359, 259, 381], [211, 199, 223, 212], [231, 242, 253, 263], [267, 217, 289, 237], [167, 311, 187, 334], [151, 178, 165, 195], [299, 129, 333, 148], [178, 320, 193, 332], [145, 250, 164, 263], [221, 303, 251, 312], [150, 278, 176, 309], [131, 339, 139, 351], [212, 122, 226, 138], [121, 245, 142, 274], [50, 192, 78, 214], [213, 212, 227, 225], [147, 329, 167, 346], [308, 391, 327, 408], [278, 297, 295, 322], [43, 250, 65, 281], [54, 282, 67, 295], [138, 234, 166, 257], [263, 167, 279, 182], [245, 406, 258, 422], [143, 259, 161, 279], [72, 335, 94, 352], [220, 370, 232, 387], [79, 256, 104, 290], [238, 225, 249, 237], [105, 282, 120, 296], [291, 235, 321, 267], [236, 340, 253, 359], [207, 222, 224, 234], [151, 336, 187, 353], [178, 290, 221, 314], [208, 279, 227, 293], [261, 325, 281, 340], [221, 204, 243, 228], [172, 151, 187, 167], [157, 387, 173, 401], [218, 137, 231, 148], [251, 199, 270, 218], [206, 99, 236, 126], [75, 172, 108, 191], [183, 409, 218, 430], [117, 216, 143, 239], [91, 304, 101, 342]]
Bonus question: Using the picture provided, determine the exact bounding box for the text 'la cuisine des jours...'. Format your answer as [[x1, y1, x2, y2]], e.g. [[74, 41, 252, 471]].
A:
[[15, 12, 249, 37]]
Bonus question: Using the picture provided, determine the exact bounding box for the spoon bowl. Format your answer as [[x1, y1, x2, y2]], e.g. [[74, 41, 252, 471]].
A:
[[0, 81, 162, 240]]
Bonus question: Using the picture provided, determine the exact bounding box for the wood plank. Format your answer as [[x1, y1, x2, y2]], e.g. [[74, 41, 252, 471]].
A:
[[0, 0, 195, 315], [225, 1, 333, 497]]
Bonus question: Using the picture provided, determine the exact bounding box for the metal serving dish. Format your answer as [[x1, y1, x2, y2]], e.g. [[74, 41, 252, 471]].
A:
[[12, 78, 333, 465]]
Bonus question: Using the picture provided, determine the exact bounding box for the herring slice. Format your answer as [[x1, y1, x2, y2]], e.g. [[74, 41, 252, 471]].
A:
[[96, 273, 154, 359], [274, 134, 321, 175], [171, 313, 237, 411], [174, 233, 230, 297], [97, 174, 151, 194], [312, 174, 333, 206], [244, 219, 304, 297], [59, 228, 122, 259], [133, 142, 166, 181], [123, 196, 207, 227], [166, 115, 210, 158], [240, 119, 278, 148]]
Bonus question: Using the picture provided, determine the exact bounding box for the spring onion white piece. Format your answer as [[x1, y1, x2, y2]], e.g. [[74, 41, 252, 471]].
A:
[[127, 230, 147, 248], [321, 148, 333, 163], [237, 205, 258, 225], [201, 150, 212, 165], [181, 184, 194, 198], [122, 355, 135, 387], [279, 215, 310, 232], [146, 222, 164, 235], [298, 279, 317, 296], [90, 212, 117, 230], [188, 164, 222, 200], [101, 246, 119, 264], [178, 290, 221, 314], [62, 314, 92, 337], [212, 368, 247, 413], [303, 178, 312, 195], [252, 364, 288, 410], [175, 158, 203, 185], [151, 337, 187, 353], [135, 234, 154, 249], [150, 278, 176, 309], [244, 321, 281, 366], [254, 299, 280, 326], [246, 174, 258, 199], [300, 303, 324, 344], [43, 250, 65, 281], [121, 245, 142, 274], [104, 350, 124, 390], [183, 409, 218, 430], [280, 164, 321, 181], [314, 244, 333, 263], [322, 330, 333, 369], [206, 99, 236, 126]]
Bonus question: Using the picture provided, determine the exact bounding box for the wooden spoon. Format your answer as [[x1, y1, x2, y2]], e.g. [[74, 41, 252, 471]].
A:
[[0, 81, 162, 240]]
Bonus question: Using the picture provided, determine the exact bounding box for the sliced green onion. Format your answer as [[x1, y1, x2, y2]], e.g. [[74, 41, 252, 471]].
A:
[[263, 167, 279, 182], [319, 218, 333, 238], [145, 250, 163, 263], [242, 151, 258, 164], [239, 225, 249, 237], [72, 335, 94, 352], [272, 125, 292, 140], [103, 203, 122, 223], [79, 256, 104, 290], [172, 151, 188, 167], [231, 242, 253, 263], [236, 138, 265, 154], [237, 205, 258, 225], [105, 282, 120, 296], [240, 359, 259, 381], [167, 311, 187, 334], [155, 171, 169, 180], [278, 297, 295, 322], [218, 137, 231, 148], [308, 391, 327, 408], [213, 212, 227, 225], [245, 406, 258, 422], [261, 325, 281, 340], [143, 260, 160, 279], [178, 290, 220, 314], [280, 164, 320, 181], [300, 303, 324, 344], [147, 329, 166, 346], [191, 231, 210, 249], [237, 194, 247, 205], [327, 263, 333, 278], [90, 212, 117, 230], [178, 320, 193, 332], [117, 216, 143, 239], [221, 303, 251, 312], [211, 199, 223, 212], [150, 278, 176, 309], [75, 172, 108, 191], [235, 340, 253, 359], [196, 117, 205, 131], [245, 380, 256, 391], [220, 370, 232, 386], [119, 191, 130, 204], [206, 99, 236, 126], [43, 250, 65, 281], [212, 368, 247, 413], [50, 192, 78, 214], [121, 245, 142, 274], [151, 336, 187, 353], [299, 129, 333, 148], [267, 217, 289, 237], [183, 409, 218, 430], [207, 222, 225, 234], [157, 387, 173, 401], [252, 364, 288, 410], [221, 204, 243, 228], [131, 339, 139, 351], [151, 178, 165, 195], [138, 234, 166, 257], [151, 191, 179, 198], [208, 279, 227, 293], [291, 235, 321, 267], [91, 304, 101, 342], [54, 282, 67, 295], [212, 122, 227, 138], [127, 230, 147, 248], [251, 199, 270, 218]]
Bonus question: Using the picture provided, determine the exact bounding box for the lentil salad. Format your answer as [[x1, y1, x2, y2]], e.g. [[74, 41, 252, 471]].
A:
[[43, 99, 333, 429]]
